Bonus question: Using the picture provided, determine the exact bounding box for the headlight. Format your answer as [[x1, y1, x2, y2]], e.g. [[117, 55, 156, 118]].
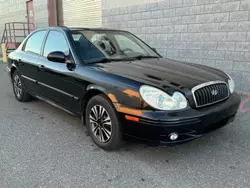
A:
[[226, 73, 235, 93], [139, 85, 188, 110]]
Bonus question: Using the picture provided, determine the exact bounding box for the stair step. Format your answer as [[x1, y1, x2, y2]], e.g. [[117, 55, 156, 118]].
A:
[[7, 49, 15, 54]]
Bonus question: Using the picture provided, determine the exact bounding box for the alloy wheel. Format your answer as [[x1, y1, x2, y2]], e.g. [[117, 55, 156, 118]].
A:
[[13, 75, 22, 98], [90, 105, 112, 143]]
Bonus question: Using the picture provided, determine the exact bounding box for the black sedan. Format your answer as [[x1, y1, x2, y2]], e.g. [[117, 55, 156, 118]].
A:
[[7, 27, 241, 150]]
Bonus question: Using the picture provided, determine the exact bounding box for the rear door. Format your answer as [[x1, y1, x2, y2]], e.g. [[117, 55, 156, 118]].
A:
[[35, 30, 83, 113], [18, 30, 47, 93]]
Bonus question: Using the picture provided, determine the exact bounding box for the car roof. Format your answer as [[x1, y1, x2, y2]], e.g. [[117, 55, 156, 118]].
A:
[[69, 27, 127, 32], [34, 26, 127, 32]]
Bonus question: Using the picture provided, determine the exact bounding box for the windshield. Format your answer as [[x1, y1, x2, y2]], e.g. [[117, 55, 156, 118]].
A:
[[71, 30, 160, 62]]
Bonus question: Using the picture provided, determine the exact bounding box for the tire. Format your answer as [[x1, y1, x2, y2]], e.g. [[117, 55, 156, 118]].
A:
[[12, 71, 32, 102], [86, 94, 123, 150]]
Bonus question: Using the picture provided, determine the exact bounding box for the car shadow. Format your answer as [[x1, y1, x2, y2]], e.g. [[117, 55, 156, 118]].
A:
[[26, 96, 248, 162]]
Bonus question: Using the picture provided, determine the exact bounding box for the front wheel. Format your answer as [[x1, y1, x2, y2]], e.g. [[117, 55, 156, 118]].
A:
[[86, 94, 123, 150]]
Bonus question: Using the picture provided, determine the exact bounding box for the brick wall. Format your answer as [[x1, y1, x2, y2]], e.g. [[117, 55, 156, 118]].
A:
[[0, 0, 27, 43], [102, 0, 164, 9], [0, 0, 49, 38], [102, 0, 250, 92]]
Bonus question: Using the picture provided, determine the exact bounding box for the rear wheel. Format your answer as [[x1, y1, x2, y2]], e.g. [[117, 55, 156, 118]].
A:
[[86, 94, 122, 150], [12, 71, 32, 102]]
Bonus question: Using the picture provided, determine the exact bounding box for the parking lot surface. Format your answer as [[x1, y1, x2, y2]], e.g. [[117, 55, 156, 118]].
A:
[[0, 64, 250, 188]]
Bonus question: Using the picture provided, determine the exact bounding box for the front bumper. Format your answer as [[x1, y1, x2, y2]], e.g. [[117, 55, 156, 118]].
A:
[[120, 93, 241, 145]]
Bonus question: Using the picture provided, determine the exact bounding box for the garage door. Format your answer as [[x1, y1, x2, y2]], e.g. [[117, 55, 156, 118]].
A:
[[60, 0, 102, 27]]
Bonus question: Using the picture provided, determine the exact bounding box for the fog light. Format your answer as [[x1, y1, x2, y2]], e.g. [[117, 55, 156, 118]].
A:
[[169, 133, 179, 141]]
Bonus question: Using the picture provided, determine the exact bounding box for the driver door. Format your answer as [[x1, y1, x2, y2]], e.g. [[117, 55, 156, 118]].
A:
[[36, 30, 83, 113]]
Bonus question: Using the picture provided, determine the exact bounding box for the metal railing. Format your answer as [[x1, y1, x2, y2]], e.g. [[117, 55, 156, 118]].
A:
[[1, 22, 35, 49]]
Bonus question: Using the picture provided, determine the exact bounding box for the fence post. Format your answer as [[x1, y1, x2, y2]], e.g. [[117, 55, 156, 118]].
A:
[[1, 43, 8, 63]]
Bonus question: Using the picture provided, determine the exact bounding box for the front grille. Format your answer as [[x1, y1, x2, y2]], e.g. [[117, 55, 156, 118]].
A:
[[192, 82, 230, 108]]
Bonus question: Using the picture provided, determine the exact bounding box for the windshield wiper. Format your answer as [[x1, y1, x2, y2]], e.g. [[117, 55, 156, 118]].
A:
[[87, 58, 112, 64], [133, 55, 159, 60], [86, 55, 159, 64], [87, 57, 132, 64]]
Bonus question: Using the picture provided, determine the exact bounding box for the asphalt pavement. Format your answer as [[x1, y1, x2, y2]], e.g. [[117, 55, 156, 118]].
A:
[[0, 63, 250, 188]]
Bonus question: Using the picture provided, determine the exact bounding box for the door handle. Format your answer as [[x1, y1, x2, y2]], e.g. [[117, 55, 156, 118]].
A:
[[38, 64, 46, 71], [17, 59, 24, 66]]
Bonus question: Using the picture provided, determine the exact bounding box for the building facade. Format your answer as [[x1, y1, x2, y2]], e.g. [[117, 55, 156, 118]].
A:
[[57, 0, 102, 27], [102, 0, 250, 92], [0, 0, 102, 39], [0, 0, 49, 37], [0, 0, 249, 92]]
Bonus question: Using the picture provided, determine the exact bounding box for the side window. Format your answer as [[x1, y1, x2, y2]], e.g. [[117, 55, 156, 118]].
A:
[[43, 31, 69, 57], [72, 33, 104, 61], [24, 30, 47, 54]]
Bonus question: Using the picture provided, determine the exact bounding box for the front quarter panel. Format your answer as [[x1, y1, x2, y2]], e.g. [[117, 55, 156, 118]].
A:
[[76, 64, 148, 115]]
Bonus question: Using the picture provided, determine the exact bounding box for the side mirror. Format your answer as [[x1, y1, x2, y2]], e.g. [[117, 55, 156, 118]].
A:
[[47, 51, 66, 63], [151, 48, 157, 53]]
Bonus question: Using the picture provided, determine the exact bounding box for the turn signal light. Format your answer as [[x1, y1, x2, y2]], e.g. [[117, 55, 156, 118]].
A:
[[125, 115, 139, 122]]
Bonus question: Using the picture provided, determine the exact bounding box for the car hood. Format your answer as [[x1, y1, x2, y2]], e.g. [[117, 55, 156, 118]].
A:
[[97, 58, 228, 90]]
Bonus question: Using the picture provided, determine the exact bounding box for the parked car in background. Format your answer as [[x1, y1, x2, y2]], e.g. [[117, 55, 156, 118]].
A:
[[6, 27, 241, 150]]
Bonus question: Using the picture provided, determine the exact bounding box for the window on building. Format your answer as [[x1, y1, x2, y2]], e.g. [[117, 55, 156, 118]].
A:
[[43, 31, 69, 57], [24, 30, 47, 55]]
